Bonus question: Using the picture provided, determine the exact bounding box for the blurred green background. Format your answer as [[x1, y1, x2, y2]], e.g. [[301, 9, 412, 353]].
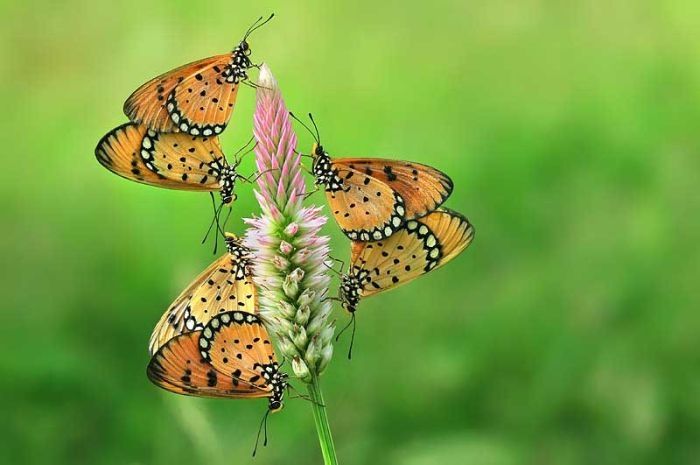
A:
[[2, 1, 699, 464]]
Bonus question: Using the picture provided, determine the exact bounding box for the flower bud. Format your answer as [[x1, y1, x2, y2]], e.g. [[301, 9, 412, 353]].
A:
[[297, 288, 316, 307], [284, 222, 299, 236], [277, 299, 297, 319], [295, 304, 310, 326], [292, 356, 311, 382], [317, 344, 334, 373], [292, 324, 308, 349], [272, 255, 289, 270], [279, 240, 294, 255], [282, 272, 300, 298], [305, 336, 321, 366]]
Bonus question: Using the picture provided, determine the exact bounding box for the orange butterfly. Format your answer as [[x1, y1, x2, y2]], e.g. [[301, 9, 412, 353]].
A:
[[294, 115, 453, 241], [95, 122, 247, 206], [339, 208, 474, 313], [148, 233, 256, 355], [147, 310, 288, 413], [124, 15, 273, 136]]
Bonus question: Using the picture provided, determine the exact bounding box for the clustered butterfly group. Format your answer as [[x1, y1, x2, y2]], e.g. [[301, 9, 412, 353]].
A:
[[95, 14, 474, 451]]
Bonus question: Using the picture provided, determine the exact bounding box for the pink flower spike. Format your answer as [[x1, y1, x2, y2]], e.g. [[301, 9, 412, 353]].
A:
[[245, 64, 333, 381]]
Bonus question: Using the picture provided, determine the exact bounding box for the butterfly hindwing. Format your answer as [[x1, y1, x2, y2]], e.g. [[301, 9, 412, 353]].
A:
[[124, 54, 237, 135], [325, 163, 406, 241], [149, 238, 256, 355], [313, 145, 453, 241], [334, 158, 453, 221], [95, 122, 228, 192], [147, 331, 265, 398], [346, 208, 474, 304], [199, 311, 279, 392], [168, 63, 240, 136]]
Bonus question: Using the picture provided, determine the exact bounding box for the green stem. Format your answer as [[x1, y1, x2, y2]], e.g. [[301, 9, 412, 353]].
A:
[[307, 375, 339, 465]]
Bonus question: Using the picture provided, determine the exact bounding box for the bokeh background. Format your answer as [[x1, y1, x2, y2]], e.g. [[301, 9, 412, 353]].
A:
[[2, 1, 699, 464]]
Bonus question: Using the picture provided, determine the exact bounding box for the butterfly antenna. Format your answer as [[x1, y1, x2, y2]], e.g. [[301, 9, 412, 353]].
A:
[[244, 13, 275, 41], [307, 113, 322, 145], [202, 193, 221, 247], [348, 313, 356, 360], [221, 204, 233, 230], [289, 112, 320, 145], [252, 409, 271, 457], [335, 313, 357, 360], [212, 201, 228, 255]]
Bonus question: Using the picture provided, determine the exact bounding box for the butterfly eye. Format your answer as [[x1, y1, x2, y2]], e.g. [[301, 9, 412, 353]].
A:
[[269, 401, 283, 411], [240, 41, 249, 52], [315, 145, 324, 156]]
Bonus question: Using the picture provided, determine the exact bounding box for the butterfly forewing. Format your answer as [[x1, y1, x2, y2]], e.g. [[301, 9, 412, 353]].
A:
[[149, 243, 256, 355], [349, 208, 474, 300], [124, 54, 236, 135], [335, 158, 453, 221], [95, 122, 227, 192]]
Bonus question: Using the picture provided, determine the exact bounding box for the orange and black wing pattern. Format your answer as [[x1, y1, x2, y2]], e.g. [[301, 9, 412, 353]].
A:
[[149, 235, 256, 355], [312, 145, 453, 241], [124, 53, 244, 136], [95, 122, 237, 198], [147, 311, 286, 409], [340, 208, 474, 312], [334, 158, 452, 219]]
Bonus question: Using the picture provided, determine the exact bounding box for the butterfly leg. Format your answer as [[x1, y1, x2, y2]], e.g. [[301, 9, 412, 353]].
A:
[[322, 260, 342, 277], [231, 136, 257, 167], [287, 384, 325, 407], [243, 79, 272, 91], [238, 167, 281, 184], [293, 147, 313, 159], [293, 184, 318, 200], [328, 255, 346, 273]]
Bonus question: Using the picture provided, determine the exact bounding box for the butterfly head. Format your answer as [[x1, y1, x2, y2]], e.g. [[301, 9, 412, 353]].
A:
[[227, 14, 274, 83], [239, 40, 251, 54]]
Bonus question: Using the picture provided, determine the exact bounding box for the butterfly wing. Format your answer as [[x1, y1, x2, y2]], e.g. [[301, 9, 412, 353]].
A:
[[147, 330, 266, 398], [350, 208, 474, 299], [124, 54, 238, 135], [149, 252, 256, 355], [200, 311, 278, 390], [325, 164, 406, 241], [335, 158, 453, 220], [95, 122, 227, 192], [167, 63, 240, 136]]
